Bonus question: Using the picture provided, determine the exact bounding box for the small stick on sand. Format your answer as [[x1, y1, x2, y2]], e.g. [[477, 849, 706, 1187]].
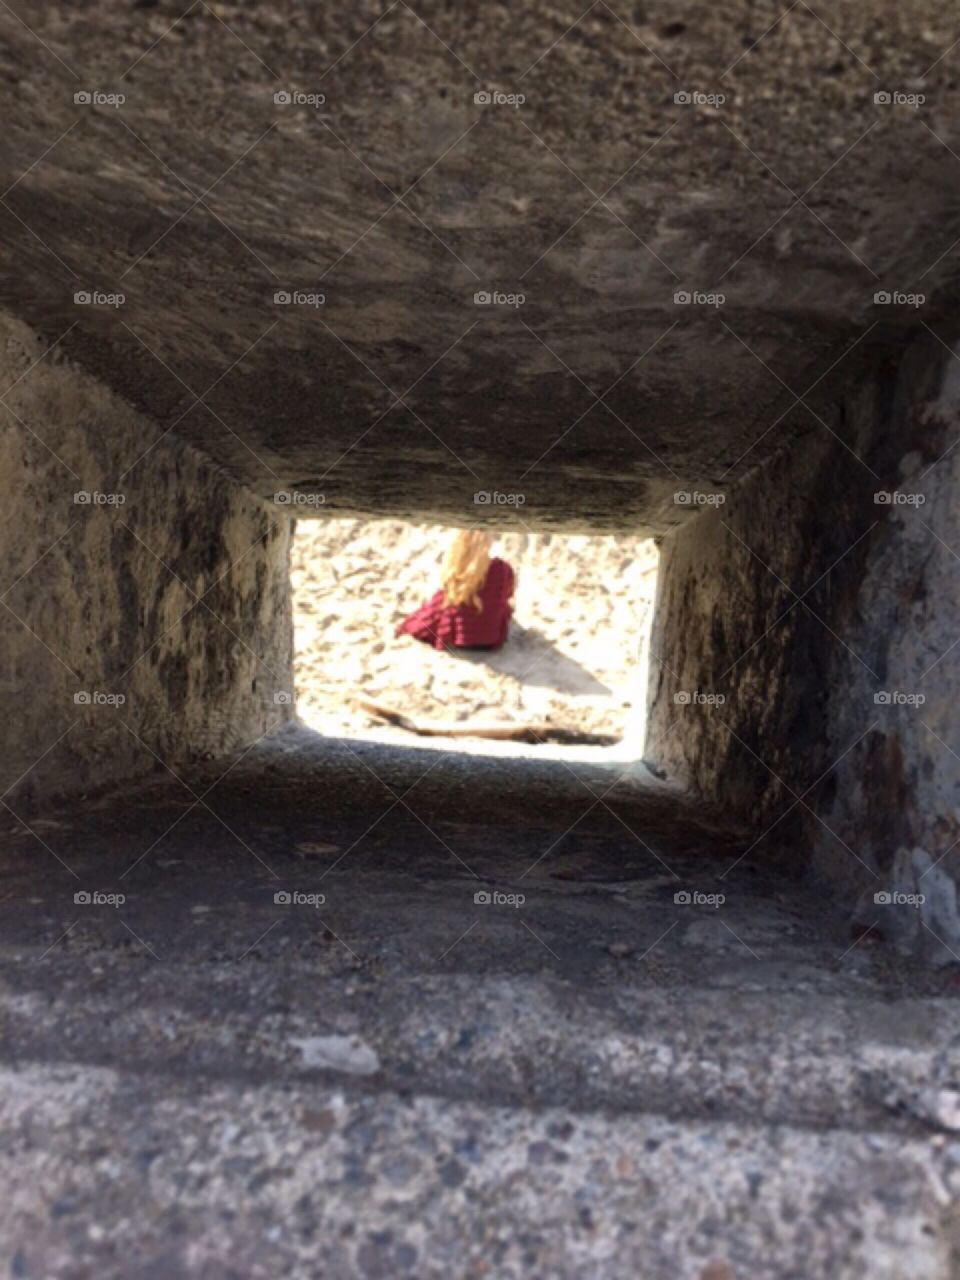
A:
[[354, 697, 620, 747]]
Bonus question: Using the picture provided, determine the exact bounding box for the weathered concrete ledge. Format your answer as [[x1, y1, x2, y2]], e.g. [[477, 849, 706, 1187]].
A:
[[646, 331, 960, 963], [0, 313, 294, 812]]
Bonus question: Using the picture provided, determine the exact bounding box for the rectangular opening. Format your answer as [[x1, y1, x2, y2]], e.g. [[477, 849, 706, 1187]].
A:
[[292, 518, 660, 762]]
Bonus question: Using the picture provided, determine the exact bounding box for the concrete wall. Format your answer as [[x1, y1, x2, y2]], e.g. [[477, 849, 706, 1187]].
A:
[[0, 314, 294, 815], [647, 333, 960, 964]]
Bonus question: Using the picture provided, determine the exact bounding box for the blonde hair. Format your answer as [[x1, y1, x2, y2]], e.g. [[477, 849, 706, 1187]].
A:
[[442, 530, 492, 610]]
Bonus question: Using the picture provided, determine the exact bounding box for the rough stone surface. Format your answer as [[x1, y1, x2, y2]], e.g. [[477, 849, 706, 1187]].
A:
[[2, 1063, 957, 1280], [0, 2, 958, 529], [0, 312, 294, 810], [818, 349, 960, 963], [645, 331, 960, 962], [0, 727, 958, 1277], [4, 0, 960, 1265]]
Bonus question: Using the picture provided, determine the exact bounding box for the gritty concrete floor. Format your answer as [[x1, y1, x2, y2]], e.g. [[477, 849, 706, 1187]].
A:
[[1, 724, 959, 1278]]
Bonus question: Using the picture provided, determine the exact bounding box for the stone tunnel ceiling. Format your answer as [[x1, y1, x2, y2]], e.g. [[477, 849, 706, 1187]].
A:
[[0, 0, 957, 531]]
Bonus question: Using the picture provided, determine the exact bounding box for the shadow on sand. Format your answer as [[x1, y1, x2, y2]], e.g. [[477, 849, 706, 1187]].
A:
[[448, 623, 611, 697]]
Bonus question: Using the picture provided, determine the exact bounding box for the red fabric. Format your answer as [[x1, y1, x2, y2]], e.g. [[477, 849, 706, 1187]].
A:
[[396, 557, 515, 650]]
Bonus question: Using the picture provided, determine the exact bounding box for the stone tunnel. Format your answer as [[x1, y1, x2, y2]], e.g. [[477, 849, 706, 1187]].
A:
[[1, 3, 960, 1277]]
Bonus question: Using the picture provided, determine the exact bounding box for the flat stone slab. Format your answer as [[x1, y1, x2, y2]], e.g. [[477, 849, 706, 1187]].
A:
[[2, 731, 958, 1276], [2, 1062, 957, 1279]]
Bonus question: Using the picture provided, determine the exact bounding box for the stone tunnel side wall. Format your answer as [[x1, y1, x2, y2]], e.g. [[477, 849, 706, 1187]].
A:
[[0, 314, 294, 814], [646, 332, 960, 964]]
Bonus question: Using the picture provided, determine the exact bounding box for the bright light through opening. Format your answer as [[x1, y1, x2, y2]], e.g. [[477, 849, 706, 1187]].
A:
[[292, 519, 659, 762]]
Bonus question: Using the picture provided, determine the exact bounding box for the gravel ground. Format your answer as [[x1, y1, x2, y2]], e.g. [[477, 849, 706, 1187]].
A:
[[292, 519, 659, 743]]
